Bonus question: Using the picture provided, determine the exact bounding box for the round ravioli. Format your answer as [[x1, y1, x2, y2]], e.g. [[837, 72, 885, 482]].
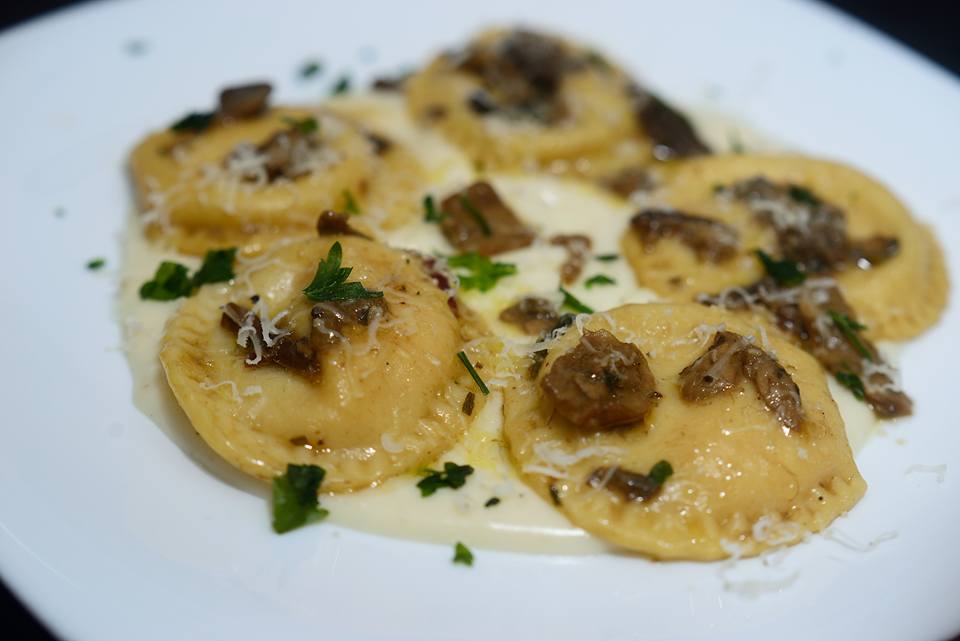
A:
[[405, 28, 645, 172], [503, 303, 866, 560], [130, 107, 383, 254], [160, 235, 484, 490], [621, 155, 948, 340]]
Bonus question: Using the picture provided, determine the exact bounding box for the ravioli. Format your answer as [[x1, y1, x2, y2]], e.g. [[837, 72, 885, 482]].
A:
[[130, 106, 393, 255], [621, 155, 948, 340], [502, 304, 866, 560], [405, 28, 646, 173], [160, 234, 486, 490]]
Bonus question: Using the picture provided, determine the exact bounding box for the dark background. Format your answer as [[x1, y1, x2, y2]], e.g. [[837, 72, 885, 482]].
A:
[[1, 0, 958, 639]]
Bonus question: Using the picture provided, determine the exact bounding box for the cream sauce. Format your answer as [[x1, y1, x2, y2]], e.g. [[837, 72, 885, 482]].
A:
[[117, 93, 883, 554]]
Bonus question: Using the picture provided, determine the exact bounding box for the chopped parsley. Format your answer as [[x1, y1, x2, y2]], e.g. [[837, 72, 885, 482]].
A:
[[331, 75, 351, 95], [342, 189, 360, 215], [457, 351, 490, 396], [458, 194, 492, 236], [299, 59, 323, 79], [417, 462, 475, 497], [835, 372, 866, 401], [728, 130, 745, 154], [423, 195, 448, 223], [170, 111, 216, 134], [484, 497, 501, 508], [446, 252, 516, 292], [272, 464, 329, 534], [303, 241, 383, 301], [559, 286, 593, 314], [86, 257, 106, 271], [787, 184, 821, 207], [647, 460, 674, 486], [283, 116, 319, 135], [712, 183, 726, 195], [584, 274, 616, 289], [828, 311, 872, 361], [594, 253, 619, 262], [139, 261, 194, 300], [755, 249, 806, 287], [585, 50, 610, 70], [139, 247, 237, 300], [453, 542, 474, 566]]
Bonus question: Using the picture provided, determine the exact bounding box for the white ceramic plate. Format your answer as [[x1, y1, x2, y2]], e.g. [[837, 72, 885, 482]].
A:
[[2, 1, 959, 639]]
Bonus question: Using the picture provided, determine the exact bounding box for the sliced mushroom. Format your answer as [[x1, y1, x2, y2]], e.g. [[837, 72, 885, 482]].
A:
[[550, 234, 592, 284], [631, 208, 739, 262], [316, 210, 369, 239], [600, 167, 657, 199], [587, 466, 664, 502], [439, 181, 535, 256], [541, 330, 660, 431], [499, 296, 561, 335], [218, 83, 272, 120], [631, 87, 710, 159]]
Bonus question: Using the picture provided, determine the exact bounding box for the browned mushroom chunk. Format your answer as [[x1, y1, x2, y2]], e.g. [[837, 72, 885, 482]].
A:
[[311, 298, 387, 344], [541, 330, 660, 431], [499, 296, 561, 334], [365, 131, 393, 156], [220, 302, 322, 379], [440, 181, 535, 255], [600, 167, 657, 199], [630, 86, 710, 159], [315, 210, 369, 239], [587, 466, 663, 502], [678, 330, 805, 431], [631, 208, 739, 262], [549, 234, 593, 284], [218, 83, 272, 120], [724, 177, 900, 273], [701, 278, 912, 418]]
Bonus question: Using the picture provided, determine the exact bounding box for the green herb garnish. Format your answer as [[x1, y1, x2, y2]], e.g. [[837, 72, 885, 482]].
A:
[[728, 130, 745, 154], [828, 311, 872, 361], [712, 183, 725, 194], [559, 286, 593, 314], [139, 261, 194, 300], [647, 460, 674, 486], [299, 60, 323, 79], [585, 50, 610, 70], [192, 247, 237, 287], [171, 111, 216, 134], [86, 258, 106, 270], [457, 351, 490, 396], [283, 116, 319, 135], [594, 253, 619, 262], [458, 194, 492, 236], [484, 497, 500, 508], [342, 189, 360, 215], [584, 274, 615, 289], [272, 464, 329, 534], [787, 184, 821, 207], [453, 542, 474, 566], [835, 372, 866, 401], [303, 241, 383, 301], [423, 195, 448, 223], [446, 252, 516, 292], [331, 75, 351, 95], [755, 249, 806, 287], [417, 462, 475, 497]]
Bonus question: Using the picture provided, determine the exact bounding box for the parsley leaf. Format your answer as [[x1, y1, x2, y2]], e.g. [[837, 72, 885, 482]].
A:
[[584, 274, 615, 289], [331, 75, 351, 95], [459, 194, 492, 236], [423, 195, 448, 223], [559, 286, 594, 314], [755, 249, 806, 287], [647, 460, 674, 486], [484, 497, 501, 508], [303, 241, 383, 301], [86, 258, 106, 270], [594, 253, 619, 262], [272, 464, 329, 534], [283, 116, 319, 135], [417, 462, 475, 497], [446, 252, 517, 292], [139, 261, 194, 300], [728, 129, 745, 154], [171, 111, 216, 134], [453, 542, 474, 566], [835, 372, 866, 401], [192, 247, 237, 287], [457, 351, 490, 396], [342, 189, 360, 215], [787, 185, 821, 207], [828, 310, 872, 361], [299, 60, 323, 79]]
